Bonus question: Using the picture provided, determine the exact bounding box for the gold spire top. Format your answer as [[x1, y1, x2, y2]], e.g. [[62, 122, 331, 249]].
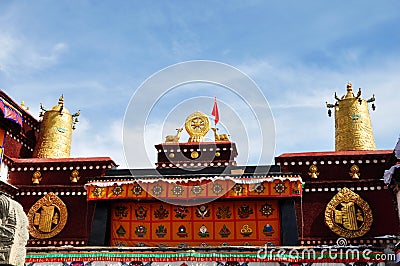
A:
[[344, 82, 355, 99], [58, 95, 64, 105], [49, 94, 71, 114], [326, 82, 376, 151]]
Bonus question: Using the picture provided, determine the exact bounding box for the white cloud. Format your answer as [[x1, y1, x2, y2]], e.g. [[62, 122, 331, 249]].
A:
[[66, 56, 400, 168], [238, 57, 400, 156], [0, 32, 68, 75], [71, 116, 125, 167]]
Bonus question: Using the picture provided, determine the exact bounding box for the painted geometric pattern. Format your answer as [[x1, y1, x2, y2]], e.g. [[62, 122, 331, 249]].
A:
[[110, 200, 280, 247], [87, 179, 302, 201]]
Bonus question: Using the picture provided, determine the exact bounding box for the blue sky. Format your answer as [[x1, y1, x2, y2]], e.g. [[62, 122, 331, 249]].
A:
[[1, 1, 400, 168]]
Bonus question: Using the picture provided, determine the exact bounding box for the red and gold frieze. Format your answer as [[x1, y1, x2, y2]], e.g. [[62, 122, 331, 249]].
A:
[[110, 200, 280, 247], [86, 177, 302, 201]]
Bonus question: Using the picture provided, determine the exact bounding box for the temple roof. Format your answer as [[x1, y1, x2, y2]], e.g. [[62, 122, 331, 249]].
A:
[[86, 165, 303, 201], [278, 150, 393, 158], [0, 89, 40, 127], [101, 165, 281, 178], [9, 156, 115, 164]]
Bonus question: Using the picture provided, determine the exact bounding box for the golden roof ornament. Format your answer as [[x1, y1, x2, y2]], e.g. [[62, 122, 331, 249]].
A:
[[20, 101, 30, 110], [165, 128, 183, 143], [163, 109, 231, 143], [326, 82, 376, 151], [185, 111, 210, 142], [33, 95, 80, 158], [211, 127, 229, 142]]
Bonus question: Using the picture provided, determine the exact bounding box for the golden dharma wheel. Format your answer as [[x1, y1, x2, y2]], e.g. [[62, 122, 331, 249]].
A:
[[185, 111, 210, 142]]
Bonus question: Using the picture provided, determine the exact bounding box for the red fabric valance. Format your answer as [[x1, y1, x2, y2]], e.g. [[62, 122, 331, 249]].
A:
[[0, 97, 23, 127]]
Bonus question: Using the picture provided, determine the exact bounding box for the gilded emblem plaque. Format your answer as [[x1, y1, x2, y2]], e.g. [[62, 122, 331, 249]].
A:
[[27, 192, 68, 239], [325, 187, 372, 238], [185, 111, 210, 142]]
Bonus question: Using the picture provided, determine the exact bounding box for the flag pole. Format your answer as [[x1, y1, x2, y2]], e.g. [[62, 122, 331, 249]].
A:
[[214, 97, 216, 127], [212, 96, 219, 127]]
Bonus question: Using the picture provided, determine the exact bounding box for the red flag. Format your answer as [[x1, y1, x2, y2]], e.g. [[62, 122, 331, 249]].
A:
[[211, 97, 219, 125]]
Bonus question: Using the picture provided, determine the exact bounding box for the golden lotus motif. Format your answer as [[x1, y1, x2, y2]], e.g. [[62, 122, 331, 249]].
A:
[[27, 192, 68, 239], [325, 187, 372, 238]]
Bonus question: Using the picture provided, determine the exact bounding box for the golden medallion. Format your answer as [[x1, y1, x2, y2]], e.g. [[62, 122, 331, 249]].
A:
[[27, 192, 68, 239], [185, 111, 210, 142], [191, 151, 199, 159], [325, 187, 372, 238]]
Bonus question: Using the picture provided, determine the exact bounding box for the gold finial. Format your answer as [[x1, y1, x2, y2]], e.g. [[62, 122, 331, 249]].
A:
[[20, 101, 30, 110], [58, 95, 64, 105], [343, 82, 355, 99], [326, 82, 376, 151], [33, 96, 79, 158], [349, 165, 360, 179]]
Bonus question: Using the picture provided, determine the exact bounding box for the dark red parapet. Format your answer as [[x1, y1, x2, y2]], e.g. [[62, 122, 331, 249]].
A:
[[6, 156, 116, 247], [0, 90, 40, 159], [275, 149, 398, 247], [155, 142, 238, 169]]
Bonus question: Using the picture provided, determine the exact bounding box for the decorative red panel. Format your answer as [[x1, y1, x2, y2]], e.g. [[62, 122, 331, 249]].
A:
[[110, 200, 280, 247]]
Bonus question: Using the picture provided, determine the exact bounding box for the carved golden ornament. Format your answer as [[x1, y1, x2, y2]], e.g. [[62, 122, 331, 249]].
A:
[[308, 165, 319, 179], [32, 171, 42, 184], [27, 192, 68, 239], [70, 170, 80, 183], [20, 100, 30, 110], [325, 187, 372, 238], [185, 111, 210, 142], [168, 153, 175, 159], [215, 152, 221, 157], [349, 164, 360, 179], [191, 151, 199, 159], [326, 82, 376, 151], [165, 128, 183, 143], [33, 95, 80, 158], [211, 127, 230, 142]]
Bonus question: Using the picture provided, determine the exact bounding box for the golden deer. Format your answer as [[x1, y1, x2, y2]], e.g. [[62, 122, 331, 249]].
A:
[[211, 127, 229, 142], [165, 128, 183, 142]]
